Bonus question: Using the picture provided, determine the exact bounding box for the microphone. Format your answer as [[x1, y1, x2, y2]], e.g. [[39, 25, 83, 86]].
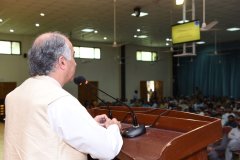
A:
[[74, 76, 146, 138]]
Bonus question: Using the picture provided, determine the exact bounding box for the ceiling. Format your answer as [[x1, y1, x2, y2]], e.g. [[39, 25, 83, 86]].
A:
[[0, 0, 240, 47]]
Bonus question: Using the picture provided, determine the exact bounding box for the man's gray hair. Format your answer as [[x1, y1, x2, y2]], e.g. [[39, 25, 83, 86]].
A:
[[28, 32, 72, 76]]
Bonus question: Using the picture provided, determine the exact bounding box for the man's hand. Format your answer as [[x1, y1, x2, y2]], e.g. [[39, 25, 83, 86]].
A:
[[94, 114, 121, 129]]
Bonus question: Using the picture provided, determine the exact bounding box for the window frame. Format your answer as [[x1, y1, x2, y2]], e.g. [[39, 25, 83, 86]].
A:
[[73, 46, 101, 59], [0, 40, 21, 55], [136, 50, 158, 62]]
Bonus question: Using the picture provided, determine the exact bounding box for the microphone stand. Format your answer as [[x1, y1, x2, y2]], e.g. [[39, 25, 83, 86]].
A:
[[95, 96, 112, 119], [87, 83, 146, 138]]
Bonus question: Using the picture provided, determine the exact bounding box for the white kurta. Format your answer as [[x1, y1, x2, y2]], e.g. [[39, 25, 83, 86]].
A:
[[48, 79, 123, 160]]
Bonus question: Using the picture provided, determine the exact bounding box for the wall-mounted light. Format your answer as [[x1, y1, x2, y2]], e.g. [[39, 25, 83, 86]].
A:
[[226, 27, 240, 31], [81, 28, 94, 32], [137, 35, 148, 38], [177, 19, 189, 24], [176, 0, 184, 5], [133, 35, 148, 39], [40, 13, 45, 16], [196, 41, 206, 44]]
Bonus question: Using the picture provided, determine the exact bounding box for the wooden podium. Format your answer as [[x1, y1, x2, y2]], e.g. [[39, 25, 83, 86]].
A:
[[88, 107, 222, 160]]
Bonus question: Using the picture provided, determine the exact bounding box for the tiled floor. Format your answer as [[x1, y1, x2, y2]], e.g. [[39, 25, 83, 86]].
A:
[[0, 122, 4, 160]]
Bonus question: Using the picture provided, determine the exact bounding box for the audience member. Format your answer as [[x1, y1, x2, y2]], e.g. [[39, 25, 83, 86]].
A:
[[225, 122, 240, 160], [222, 107, 236, 126], [132, 90, 138, 102], [208, 124, 232, 160], [224, 115, 238, 128], [193, 98, 205, 112]]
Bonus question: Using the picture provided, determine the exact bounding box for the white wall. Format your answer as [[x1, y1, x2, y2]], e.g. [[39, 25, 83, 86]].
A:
[[68, 40, 121, 102], [125, 45, 173, 100], [0, 33, 173, 102], [0, 33, 33, 84]]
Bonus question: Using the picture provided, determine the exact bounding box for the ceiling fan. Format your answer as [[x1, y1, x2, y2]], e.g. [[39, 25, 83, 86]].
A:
[[207, 31, 231, 56], [200, 0, 218, 31], [207, 31, 219, 56]]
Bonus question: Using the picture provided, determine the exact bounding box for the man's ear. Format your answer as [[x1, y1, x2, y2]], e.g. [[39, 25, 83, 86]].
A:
[[58, 56, 67, 70]]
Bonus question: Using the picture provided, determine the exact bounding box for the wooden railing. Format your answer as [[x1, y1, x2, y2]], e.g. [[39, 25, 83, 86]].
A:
[[88, 107, 222, 160]]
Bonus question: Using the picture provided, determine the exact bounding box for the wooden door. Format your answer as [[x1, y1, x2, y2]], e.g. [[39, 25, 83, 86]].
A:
[[155, 81, 163, 100], [0, 82, 16, 100], [78, 81, 98, 106], [140, 81, 148, 101], [0, 82, 17, 121], [140, 80, 163, 102]]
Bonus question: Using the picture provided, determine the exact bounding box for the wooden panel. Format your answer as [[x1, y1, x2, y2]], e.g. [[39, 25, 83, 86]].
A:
[[0, 82, 16, 121], [160, 120, 222, 160], [164, 110, 217, 122], [155, 80, 163, 100], [0, 104, 5, 120], [0, 82, 16, 100], [144, 108, 169, 115], [119, 124, 183, 160], [122, 112, 209, 132], [78, 81, 98, 105], [107, 107, 219, 123], [153, 116, 208, 132], [140, 81, 147, 101], [100, 106, 153, 112], [185, 149, 208, 160]]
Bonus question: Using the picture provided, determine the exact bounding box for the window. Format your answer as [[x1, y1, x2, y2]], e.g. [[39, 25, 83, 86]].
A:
[[136, 51, 157, 61], [73, 46, 100, 59], [0, 41, 21, 55]]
